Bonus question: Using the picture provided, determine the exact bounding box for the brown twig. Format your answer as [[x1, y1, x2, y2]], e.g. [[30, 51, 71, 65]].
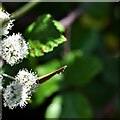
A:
[[63, 26, 71, 55], [60, 3, 90, 55]]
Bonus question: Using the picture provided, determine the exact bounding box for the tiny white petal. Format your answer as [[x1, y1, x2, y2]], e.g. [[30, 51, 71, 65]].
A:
[[1, 33, 29, 66], [3, 81, 31, 109], [15, 69, 38, 91], [0, 8, 14, 36]]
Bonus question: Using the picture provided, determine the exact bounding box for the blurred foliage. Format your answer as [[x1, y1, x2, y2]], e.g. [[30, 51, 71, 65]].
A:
[[45, 95, 62, 118], [60, 92, 93, 118], [62, 51, 103, 86], [2, 2, 119, 120]]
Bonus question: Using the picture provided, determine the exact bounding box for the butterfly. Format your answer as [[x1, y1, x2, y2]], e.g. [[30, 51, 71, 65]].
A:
[[36, 65, 67, 84]]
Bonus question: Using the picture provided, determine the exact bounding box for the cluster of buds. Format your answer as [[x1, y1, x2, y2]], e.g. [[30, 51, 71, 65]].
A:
[[0, 8, 38, 109]]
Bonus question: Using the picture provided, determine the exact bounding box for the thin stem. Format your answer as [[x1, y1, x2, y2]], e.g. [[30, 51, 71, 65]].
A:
[[63, 26, 71, 55], [60, 6, 83, 29], [1, 73, 16, 80], [11, 0, 42, 19], [0, 57, 4, 68]]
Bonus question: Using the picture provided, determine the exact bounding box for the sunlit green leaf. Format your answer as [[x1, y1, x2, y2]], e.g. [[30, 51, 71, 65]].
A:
[[53, 20, 65, 32], [24, 14, 66, 57], [45, 96, 62, 119], [29, 35, 66, 57]]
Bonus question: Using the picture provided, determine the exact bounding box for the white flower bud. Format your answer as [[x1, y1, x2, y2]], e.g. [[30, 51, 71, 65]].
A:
[[1, 33, 29, 66], [3, 68, 37, 109], [15, 69, 38, 91], [3, 81, 31, 109], [0, 8, 14, 36]]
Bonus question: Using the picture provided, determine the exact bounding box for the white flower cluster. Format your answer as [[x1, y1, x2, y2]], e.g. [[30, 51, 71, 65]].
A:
[[1, 33, 29, 66], [0, 8, 29, 66], [0, 8, 36, 109], [0, 8, 14, 36], [3, 69, 37, 109], [16, 69, 37, 90], [3, 81, 31, 109]]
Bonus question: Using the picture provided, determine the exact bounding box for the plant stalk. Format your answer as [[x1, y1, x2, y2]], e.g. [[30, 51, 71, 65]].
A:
[[11, 0, 42, 19], [2, 73, 16, 80]]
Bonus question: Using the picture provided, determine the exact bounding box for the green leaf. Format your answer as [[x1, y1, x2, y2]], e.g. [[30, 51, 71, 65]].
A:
[[63, 51, 103, 86], [71, 24, 100, 54], [29, 35, 66, 57], [53, 20, 65, 32], [102, 56, 118, 87], [84, 81, 115, 110], [85, 3, 111, 20], [24, 14, 66, 57], [60, 92, 93, 118], [45, 96, 62, 119]]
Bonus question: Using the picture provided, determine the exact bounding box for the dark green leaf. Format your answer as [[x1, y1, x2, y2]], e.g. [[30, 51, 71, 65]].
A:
[[63, 51, 103, 86], [71, 24, 100, 54], [85, 3, 111, 20], [60, 92, 93, 118]]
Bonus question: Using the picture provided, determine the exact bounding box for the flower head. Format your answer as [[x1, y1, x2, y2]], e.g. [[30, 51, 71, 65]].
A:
[[0, 8, 14, 36], [3, 81, 31, 109], [15, 69, 38, 91], [1, 33, 29, 66], [3, 68, 38, 109]]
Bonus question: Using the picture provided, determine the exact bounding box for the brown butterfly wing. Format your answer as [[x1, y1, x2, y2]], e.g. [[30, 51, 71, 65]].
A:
[[36, 65, 67, 84]]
